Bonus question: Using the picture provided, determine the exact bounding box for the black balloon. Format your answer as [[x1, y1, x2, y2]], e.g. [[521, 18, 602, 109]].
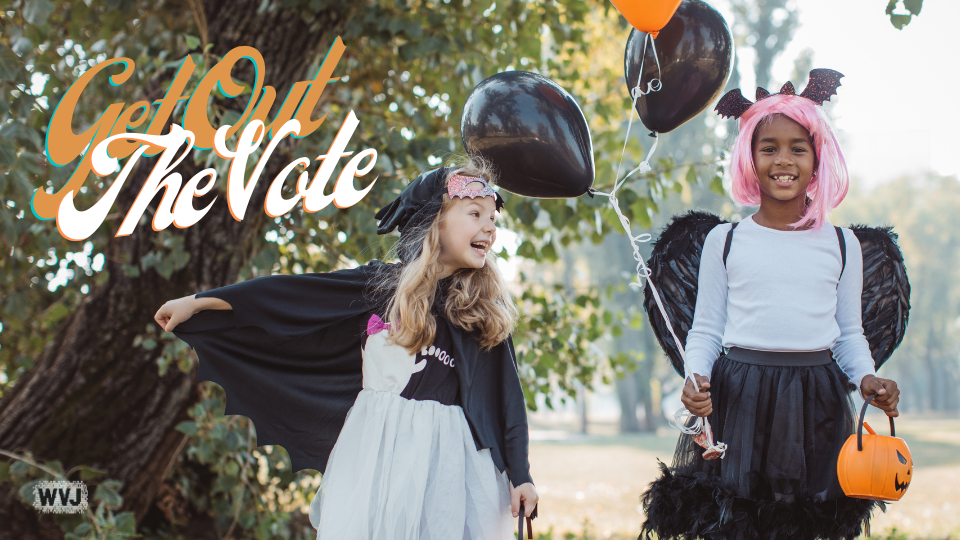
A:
[[624, 0, 733, 134], [461, 71, 594, 198]]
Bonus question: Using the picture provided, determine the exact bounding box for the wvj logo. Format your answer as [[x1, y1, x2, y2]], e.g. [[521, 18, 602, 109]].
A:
[[33, 480, 88, 514]]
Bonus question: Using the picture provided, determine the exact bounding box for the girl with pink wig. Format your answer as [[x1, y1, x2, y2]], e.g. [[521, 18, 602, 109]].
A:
[[640, 70, 902, 540]]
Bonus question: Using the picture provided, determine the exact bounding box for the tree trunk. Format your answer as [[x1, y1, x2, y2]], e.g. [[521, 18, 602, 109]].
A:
[[638, 322, 659, 431], [616, 374, 641, 433], [0, 1, 344, 537]]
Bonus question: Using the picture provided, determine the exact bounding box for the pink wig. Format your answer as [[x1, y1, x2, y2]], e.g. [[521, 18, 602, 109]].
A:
[[729, 94, 849, 230]]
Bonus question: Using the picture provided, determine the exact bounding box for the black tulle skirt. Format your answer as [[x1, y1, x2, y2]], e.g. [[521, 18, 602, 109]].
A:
[[640, 348, 884, 540]]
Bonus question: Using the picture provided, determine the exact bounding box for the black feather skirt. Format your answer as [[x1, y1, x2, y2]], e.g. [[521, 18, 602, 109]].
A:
[[640, 348, 884, 540]]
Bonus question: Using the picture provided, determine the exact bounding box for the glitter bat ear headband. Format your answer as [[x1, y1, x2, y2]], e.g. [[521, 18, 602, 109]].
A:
[[715, 68, 844, 119], [447, 174, 500, 203]]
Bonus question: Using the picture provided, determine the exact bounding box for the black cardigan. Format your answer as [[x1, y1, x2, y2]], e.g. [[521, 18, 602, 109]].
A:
[[173, 262, 534, 487]]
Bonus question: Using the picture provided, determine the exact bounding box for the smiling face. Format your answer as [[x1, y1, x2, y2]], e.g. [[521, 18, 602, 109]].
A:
[[437, 188, 498, 277], [752, 114, 817, 205]]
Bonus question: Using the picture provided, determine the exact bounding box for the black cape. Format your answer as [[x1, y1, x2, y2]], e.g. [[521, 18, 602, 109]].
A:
[[173, 262, 534, 488], [643, 211, 911, 376]]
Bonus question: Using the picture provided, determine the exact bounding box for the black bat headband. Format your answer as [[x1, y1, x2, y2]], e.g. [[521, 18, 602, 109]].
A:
[[715, 68, 844, 119]]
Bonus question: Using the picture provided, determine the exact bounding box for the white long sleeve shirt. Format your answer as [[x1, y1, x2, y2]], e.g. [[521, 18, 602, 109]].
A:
[[684, 215, 877, 392]]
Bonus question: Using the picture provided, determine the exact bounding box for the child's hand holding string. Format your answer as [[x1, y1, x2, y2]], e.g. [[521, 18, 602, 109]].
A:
[[681, 374, 712, 417], [860, 375, 900, 417]]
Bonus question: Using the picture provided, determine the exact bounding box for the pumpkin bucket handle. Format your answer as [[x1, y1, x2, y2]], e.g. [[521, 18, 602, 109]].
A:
[[857, 394, 896, 451]]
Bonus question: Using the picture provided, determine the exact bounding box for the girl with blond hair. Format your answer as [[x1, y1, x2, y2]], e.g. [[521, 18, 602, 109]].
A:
[[156, 157, 538, 540]]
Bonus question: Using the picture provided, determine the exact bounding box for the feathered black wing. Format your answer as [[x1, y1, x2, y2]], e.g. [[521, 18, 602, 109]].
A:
[[643, 211, 727, 375], [851, 226, 911, 369], [643, 214, 911, 375]]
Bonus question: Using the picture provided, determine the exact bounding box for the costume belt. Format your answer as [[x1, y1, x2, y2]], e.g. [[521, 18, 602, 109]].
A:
[[724, 347, 833, 367]]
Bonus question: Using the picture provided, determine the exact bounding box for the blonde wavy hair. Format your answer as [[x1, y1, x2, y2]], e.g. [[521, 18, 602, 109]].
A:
[[378, 155, 518, 353]]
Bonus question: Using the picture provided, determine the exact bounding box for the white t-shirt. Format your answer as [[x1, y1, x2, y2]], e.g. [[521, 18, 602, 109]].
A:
[[684, 214, 877, 392]]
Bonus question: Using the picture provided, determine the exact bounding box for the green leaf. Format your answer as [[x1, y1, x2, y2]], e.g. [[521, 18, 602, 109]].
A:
[[184, 34, 201, 50], [0, 50, 23, 81], [46, 460, 65, 476], [634, 204, 652, 228], [886, 0, 922, 16], [115, 512, 137, 534], [886, 0, 919, 28], [0, 140, 17, 168], [19, 480, 39, 505], [541, 242, 557, 261], [888, 13, 912, 29], [197, 440, 214, 463], [513, 200, 537, 225], [226, 430, 244, 450], [404, 20, 424, 39], [516, 241, 536, 259], [176, 421, 198, 436], [43, 302, 68, 323], [210, 423, 227, 440], [710, 176, 725, 196], [94, 479, 123, 509], [5, 291, 29, 319], [23, 0, 55, 26], [72, 465, 107, 481], [0, 123, 43, 151]]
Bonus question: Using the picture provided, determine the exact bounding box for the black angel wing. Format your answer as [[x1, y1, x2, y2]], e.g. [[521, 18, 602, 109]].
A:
[[643, 211, 727, 375], [851, 226, 911, 369], [642, 215, 911, 376]]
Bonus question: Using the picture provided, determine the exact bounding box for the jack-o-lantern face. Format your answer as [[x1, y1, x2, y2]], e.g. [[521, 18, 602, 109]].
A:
[[893, 450, 911, 494], [837, 421, 913, 501]]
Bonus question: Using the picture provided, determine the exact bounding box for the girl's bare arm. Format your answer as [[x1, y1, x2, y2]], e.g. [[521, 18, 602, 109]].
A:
[[155, 294, 233, 333]]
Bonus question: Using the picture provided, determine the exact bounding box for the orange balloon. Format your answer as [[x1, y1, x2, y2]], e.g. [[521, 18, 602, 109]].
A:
[[608, 0, 684, 38]]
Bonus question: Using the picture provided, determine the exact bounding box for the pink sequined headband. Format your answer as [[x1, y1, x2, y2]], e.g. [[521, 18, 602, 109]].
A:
[[447, 174, 499, 203]]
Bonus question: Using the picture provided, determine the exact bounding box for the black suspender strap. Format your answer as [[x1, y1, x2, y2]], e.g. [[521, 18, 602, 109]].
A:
[[722, 222, 847, 282], [835, 225, 846, 280], [722, 222, 738, 268]]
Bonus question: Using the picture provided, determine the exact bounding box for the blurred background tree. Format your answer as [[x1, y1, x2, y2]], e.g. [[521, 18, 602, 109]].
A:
[[833, 174, 960, 414]]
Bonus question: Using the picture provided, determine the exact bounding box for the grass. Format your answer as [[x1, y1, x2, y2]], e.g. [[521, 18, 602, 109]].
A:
[[527, 413, 960, 539]]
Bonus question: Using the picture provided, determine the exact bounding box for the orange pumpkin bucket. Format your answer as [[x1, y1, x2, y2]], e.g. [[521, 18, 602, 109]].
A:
[[837, 394, 912, 501]]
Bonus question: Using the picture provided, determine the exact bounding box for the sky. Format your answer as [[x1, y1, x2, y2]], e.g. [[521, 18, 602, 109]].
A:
[[713, 0, 958, 187]]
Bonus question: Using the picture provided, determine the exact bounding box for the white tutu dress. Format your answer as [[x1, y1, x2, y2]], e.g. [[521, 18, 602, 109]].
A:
[[308, 314, 515, 540]]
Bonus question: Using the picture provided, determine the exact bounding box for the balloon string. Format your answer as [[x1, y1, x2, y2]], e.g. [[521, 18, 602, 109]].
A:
[[588, 33, 726, 458], [631, 33, 663, 98]]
